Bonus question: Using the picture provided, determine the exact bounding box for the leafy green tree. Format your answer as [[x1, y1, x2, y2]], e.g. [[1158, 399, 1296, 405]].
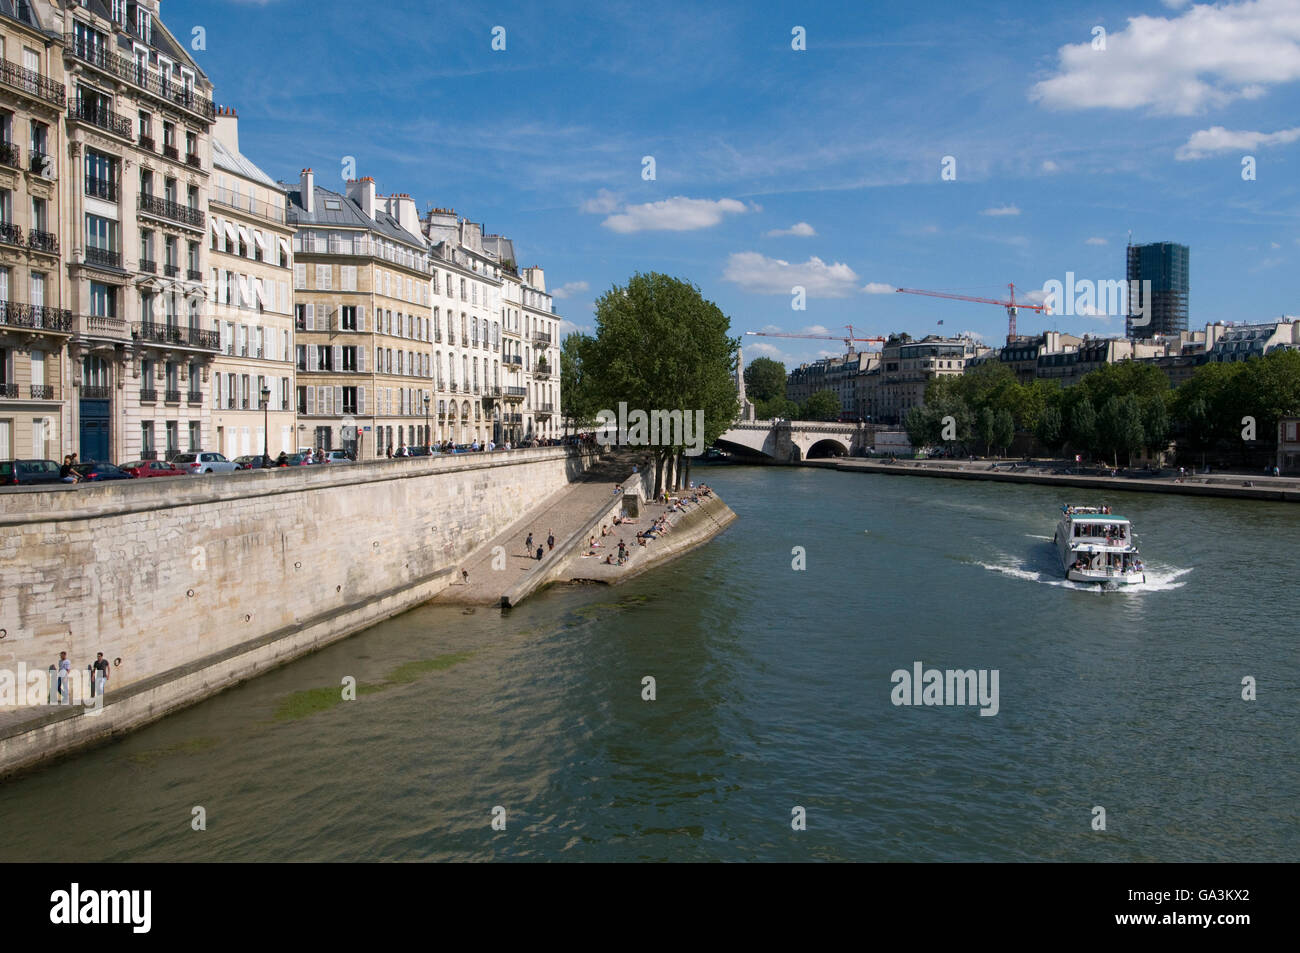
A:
[[744, 356, 787, 404], [585, 273, 739, 496], [559, 331, 598, 432], [1036, 404, 1064, 453], [1142, 396, 1169, 459], [976, 406, 995, 456], [801, 389, 841, 421], [1070, 398, 1097, 458], [903, 405, 937, 449], [758, 396, 801, 420], [993, 408, 1016, 457]]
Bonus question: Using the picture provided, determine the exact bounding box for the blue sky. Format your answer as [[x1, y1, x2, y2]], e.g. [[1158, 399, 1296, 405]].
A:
[[172, 0, 1300, 366]]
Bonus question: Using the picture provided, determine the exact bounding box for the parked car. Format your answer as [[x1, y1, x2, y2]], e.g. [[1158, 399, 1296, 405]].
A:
[[322, 450, 354, 464], [232, 454, 276, 470], [0, 459, 64, 486], [119, 459, 188, 478], [172, 451, 238, 474], [405, 446, 431, 458], [278, 452, 316, 467], [71, 462, 134, 481]]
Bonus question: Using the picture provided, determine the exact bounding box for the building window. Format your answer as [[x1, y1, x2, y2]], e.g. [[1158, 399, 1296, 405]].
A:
[[340, 305, 357, 331], [188, 421, 201, 451]]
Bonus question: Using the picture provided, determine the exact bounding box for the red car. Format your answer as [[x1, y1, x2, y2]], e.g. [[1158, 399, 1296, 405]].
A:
[[119, 459, 188, 478]]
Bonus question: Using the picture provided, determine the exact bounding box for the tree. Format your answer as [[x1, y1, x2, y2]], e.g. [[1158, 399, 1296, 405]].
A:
[[977, 406, 996, 456], [993, 408, 1015, 457], [585, 273, 739, 497], [1036, 405, 1064, 454], [757, 396, 800, 420], [802, 389, 841, 421], [744, 356, 787, 405], [1142, 396, 1169, 460], [559, 331, 597, 433], [1070, 398, 1097, 458], [903, 405, 937, 449]]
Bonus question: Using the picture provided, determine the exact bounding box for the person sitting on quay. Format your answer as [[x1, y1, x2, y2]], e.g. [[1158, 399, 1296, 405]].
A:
[[276, 451, 289, 467], [535, 546, 544, 561]]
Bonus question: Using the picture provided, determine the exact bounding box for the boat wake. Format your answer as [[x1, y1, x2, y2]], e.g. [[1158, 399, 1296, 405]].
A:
[[973, 556, 1192, 593]]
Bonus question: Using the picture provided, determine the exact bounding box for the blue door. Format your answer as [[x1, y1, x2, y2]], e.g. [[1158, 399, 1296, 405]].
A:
[[79, 399, 110, 462]]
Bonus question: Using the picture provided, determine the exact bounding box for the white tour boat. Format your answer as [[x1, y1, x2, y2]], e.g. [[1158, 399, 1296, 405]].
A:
[[1053, 505, 1146, 586]]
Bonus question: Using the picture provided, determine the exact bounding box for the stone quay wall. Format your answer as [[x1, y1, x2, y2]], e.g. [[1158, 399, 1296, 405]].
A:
[[0, 447, 595, 776]]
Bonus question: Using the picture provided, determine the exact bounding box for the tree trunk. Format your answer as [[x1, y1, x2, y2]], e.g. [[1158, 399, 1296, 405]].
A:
[[682, 453, 691, 490], [665, 452, 676, 494], [653, 453, 665, 500]]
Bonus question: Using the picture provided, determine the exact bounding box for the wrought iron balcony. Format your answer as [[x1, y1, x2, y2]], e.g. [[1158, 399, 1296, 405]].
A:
[[0, 59, 66, 107], [0, 382, 16, 399], [434, 331, 442, 343], [0, 222, 24, 246], [135, 321, 220, 350], [165, 389, 182, 404], [81, 385, 112, 399], [27, 230, 58, 255], [0, 301, 71, 332], [85, 176, 117, 201], [531, 331, 552, 346], [30, 385, 55, 399], [28, 151, 52, 176], [138, 194, 205, 228], [533, 364, 551, 379], [503, 355, 522, 367], [502, 386, 526, 402], [164, 263, 180, 278], [187, 389, 202, 403], [68, 99, 133, 139], [0, 140, 19, 168], [186, 154, 202, 169], [84, 246, 122, 269], [63, 35, 216, 121], [139, 388, 157, 403], [139, 258, 158, 274], [138, 135, 155, 152], [536, 403, 554, 416], [162, 145, 179, 161]]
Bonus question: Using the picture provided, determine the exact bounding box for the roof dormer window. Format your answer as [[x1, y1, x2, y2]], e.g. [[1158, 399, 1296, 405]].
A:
[[137, 8, 153, 45]]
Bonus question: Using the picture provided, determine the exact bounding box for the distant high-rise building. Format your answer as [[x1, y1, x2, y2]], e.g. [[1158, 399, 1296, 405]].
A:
[[1126, 242, 1188, 339]]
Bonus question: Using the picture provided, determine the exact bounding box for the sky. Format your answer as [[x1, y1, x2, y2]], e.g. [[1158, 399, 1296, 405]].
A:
[[169, 0, 1300, 367]]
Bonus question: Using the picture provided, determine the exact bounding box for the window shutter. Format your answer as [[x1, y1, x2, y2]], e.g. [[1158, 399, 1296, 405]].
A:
[[357, 346, 366, 373], [308, 346, 319, 371], [305, 303, 315, 331], [335, 386, 343, 415], [357, 386, 366, 415], [332, 345, 342, 371], [214, 374, 222, 407], [357, 305, 366, 332], [306, 386, 316, 415]]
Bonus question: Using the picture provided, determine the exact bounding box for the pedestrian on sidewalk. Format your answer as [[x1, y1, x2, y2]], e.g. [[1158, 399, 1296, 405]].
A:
[[92, 652, 109, 698], [526, 532, 534, 553], [462, 568, 470, 584], [535, 546, 544, 561], [547, 530, 555, 551], [57, 651, 71, 703]]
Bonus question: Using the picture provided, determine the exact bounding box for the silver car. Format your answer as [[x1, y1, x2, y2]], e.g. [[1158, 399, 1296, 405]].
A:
[[172, 451, 239, 474], [322, 450, 354, 464]]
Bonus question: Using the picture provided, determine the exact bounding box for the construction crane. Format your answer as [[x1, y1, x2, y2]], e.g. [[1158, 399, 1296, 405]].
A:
[[744, 324, 885, 355], [894, 283, 1049, 344]]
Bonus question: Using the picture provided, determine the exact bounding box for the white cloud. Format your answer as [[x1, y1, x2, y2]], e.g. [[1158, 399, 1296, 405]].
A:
[[1085, 237, 1108, 245], [1271, 241, 1282, 249], [862, 282, 895, 294], [1022, 289, 1050, 306], [981, 205, 1021, 216], [602, 196, 746, 233], [1041, 160, 1060, 173], [1030, 0, 1300, 115], [551, 281, 589, 299], [764, 221, 817, 238], [579, 189, 621, 214], [722, 252, 861, 297], [745, 341, 789, 359], [1175, 125, 1300, 159]]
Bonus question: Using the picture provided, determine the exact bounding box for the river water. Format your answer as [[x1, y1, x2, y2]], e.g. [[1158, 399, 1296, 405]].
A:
[[1, 465, 1295, 861]]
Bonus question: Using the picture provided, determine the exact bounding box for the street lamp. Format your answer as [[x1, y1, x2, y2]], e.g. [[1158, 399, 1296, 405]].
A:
[[260, 383, 271, 467], [423, 393, 430, 451]]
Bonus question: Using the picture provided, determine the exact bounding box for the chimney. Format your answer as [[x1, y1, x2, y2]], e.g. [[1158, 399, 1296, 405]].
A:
[[347, 177, 376, 220], [213, 105, 239, 153], [300, 168, 314, 215]]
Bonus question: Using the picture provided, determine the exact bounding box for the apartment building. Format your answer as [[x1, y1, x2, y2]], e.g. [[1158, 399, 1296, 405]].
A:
[[62, 0, 217, 462], [493, 246, 527, 445], [867, 334, 987, 424], [288, 172, 435, 458], [520, 264, 559, 440], [207, 106, 294, 460], [0, 0, 71, 460], [425, 208, 505, 447]]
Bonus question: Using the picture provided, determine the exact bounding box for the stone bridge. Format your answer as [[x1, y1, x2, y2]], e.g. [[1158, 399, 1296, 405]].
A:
[[715, 420, 873, 462]]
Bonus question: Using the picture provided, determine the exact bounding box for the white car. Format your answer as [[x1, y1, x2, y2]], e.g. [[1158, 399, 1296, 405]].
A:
[[172, 451, 238, 474], [322, 450, 354, 464]]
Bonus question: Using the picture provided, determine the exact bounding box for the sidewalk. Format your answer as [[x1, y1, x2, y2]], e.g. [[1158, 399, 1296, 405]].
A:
[[434, 451, 650, 605]]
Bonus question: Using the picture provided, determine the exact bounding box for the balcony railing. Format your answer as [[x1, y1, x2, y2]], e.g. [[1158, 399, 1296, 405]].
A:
[[502, 386, 526, 402], [81, 385, 111, 399], [209, 186, 287, 225], [434, 331, 442, 343], [26, 230, 58, 255], [85, 175, 117, 201], [0, 222, 24, 246], [135, 321, 220, 350], [30, 385, 55, 400], [187, 390, 202, 404], [80, 315, 126, 339], [139, 388, 157, 403], [0, 302, 71, 332], [0, 382, 16, 398], [164, 263, 180, 278], [68, 99, 133, 139], [162, 144, 179, 161], [139, 258, 157, 274], [28, 151, 52, 176], [64, 35, 216, 121], [536, 403, 554, 416], [187, 268, 203, 282], [532, 331, 552, 346], [138, 135, 155, 152], [139, 194, 205, 228], [448, 382, 458, 392], [0, 59, 66, 106], [0, 140, 19, 168], [293, 234, 428, 274], [533, 365, 551, 379], [165, 389, 182, 404], [186, 153, 202, 169], [84, 246, 122, 269], [503, 355, 522, 367]]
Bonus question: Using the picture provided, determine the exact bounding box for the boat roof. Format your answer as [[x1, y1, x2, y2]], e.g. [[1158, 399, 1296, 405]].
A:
[[1066, 513, 1130, 523]]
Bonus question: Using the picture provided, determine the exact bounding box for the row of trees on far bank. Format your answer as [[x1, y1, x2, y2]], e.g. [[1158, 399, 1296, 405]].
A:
[[743, 357, 842, 420], [903, 349, 1300, 464], [560, 272, 739, 497]]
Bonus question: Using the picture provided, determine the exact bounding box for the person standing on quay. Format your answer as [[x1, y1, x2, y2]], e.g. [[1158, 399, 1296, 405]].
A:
[[526, 532, 534, 554], [92, 652, 109, 698], [535, 545, 544, 561], [547, 530, 555, 552], [57, 651, 71, 703]]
